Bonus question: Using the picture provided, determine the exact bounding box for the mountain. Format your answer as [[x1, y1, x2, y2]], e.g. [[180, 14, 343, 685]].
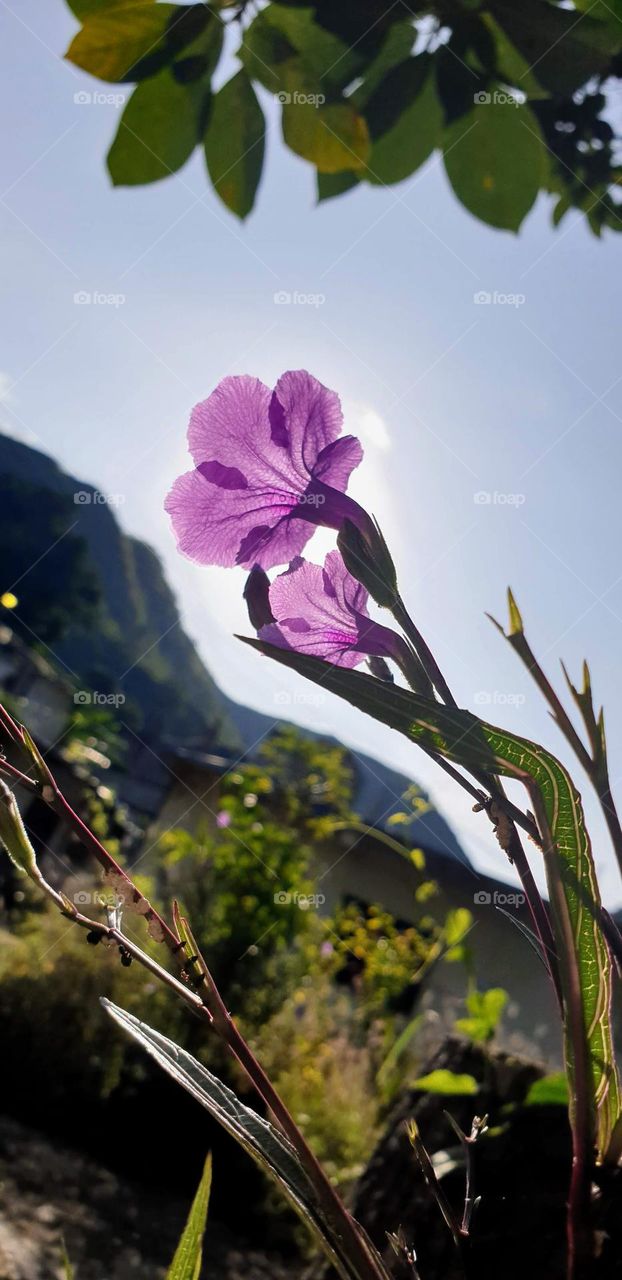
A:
[[0, 433, 241, 750], [0, 432, 469, 863]]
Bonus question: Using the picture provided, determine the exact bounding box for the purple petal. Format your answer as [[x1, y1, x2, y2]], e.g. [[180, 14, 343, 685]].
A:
[[198, 460, 248, 490], [268, 391, 289, 448], [323, 549, 369, 617], [188, 375, 302, 493], [272, 371, 344, 480], [313, 435, 364, 490], [165, 470, 311, 569]]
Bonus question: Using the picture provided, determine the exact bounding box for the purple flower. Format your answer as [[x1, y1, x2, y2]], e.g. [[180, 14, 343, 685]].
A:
[[165, 370, 364, 571], [259, 551, 407, 669], [216, 811, 232, 828]]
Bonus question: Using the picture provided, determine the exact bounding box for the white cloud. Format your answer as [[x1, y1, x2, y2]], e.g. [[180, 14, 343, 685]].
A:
[[343, 399, 392, 452]]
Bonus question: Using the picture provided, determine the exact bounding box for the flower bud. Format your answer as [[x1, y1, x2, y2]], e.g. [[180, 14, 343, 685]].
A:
[[243, 566, 275, 630]]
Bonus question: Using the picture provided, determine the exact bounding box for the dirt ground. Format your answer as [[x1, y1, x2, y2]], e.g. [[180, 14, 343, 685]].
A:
[[0, 1115, 295, 1280]]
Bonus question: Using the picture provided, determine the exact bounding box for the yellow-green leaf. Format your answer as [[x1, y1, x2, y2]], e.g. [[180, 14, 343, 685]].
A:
[[166, 1154, 212, 1280], [66, 4, 205, 83], [412, 1070, 478, 1095], [281, 68, 369, 174]]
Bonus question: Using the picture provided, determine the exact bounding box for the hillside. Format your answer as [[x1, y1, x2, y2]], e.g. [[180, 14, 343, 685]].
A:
[[0, 433, 241, 750]]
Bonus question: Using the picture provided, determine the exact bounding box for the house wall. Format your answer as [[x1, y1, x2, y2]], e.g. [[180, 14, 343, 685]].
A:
[[315, 834, 562, 1065], [141, 771, 562, 1065]]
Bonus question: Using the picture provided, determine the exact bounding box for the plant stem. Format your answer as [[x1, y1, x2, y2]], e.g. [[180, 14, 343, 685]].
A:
[[389, 604, 561, 1001]]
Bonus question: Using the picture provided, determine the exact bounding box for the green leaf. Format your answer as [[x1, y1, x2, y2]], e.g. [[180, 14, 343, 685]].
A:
[[365, 55, 442, 186], [281, 70, 370, 174], [412, 1070, 479, 1096], [456, 987, 507, 1043], [67, 0, 152, 18], [241, 5, 364, 94], [526, 1073, 570, 1107], [66, 3, 208, 82], [107, 69, 202, 185], [573, 0, 622, 22], [491, 0, 614, 94], [351, 22, 416, 109], [204, 71, 265, 218], [243, 638, 622, 1159], [317, 170, 359, 202], [443, 93, 545, 231], [480, 15, 549, 98], [444, 907, 473, 947], [102, 1001, 373, 1280], [166, 1154, 212, 1280]]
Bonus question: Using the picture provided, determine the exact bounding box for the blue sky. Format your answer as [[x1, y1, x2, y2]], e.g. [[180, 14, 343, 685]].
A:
[[3, 0, 622, 903]]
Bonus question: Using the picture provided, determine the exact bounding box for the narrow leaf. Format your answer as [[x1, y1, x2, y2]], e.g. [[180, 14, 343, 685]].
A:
[[243, 638, 621, 1158], [166, 1154, 212, 1280], [102, 1001, 364, 1280]]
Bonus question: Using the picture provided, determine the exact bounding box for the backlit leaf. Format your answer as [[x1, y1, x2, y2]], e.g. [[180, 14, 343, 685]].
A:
[[66, 4, 208, 82], [412, 1070, 479, 1095], [491, 0, 614, 94], [281, 69, 369, 173], [102, 1002, 383, 1280], [365, 56, 442, 186], [108, 69, 202, 184], [443, 92, 545, 231], [244, 638, 622, 1159], [526, 1073, 569, 1106], [166, 1154, 212, 1280], [204, 70, 265, 218], [317, 170, 359, 202]]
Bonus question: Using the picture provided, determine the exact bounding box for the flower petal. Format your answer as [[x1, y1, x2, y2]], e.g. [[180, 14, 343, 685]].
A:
[[187, 375, 303, 493], [313, 435, 364, 491], [165, 469, 312, 568], [272, 370, 345, 480]]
